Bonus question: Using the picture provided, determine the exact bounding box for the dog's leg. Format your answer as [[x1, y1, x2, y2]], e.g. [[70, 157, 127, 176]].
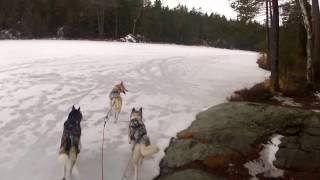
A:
[[70, 160, 75, 176], [133, 163, 138, 180], [62, 164, 66, 180], [132, 145, 139, 180], [79, 139, 82, 152], [128, 131, 132, 144], [112, 111, 116, 123], [140, 157, 144, 165], [115, 112, 119, 123]]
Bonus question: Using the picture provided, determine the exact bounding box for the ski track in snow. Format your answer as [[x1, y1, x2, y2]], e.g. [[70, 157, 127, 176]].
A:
[[0, 40, 269, 180]]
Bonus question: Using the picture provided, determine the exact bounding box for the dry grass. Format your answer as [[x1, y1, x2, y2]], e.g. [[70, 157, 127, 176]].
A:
[[279, 66, 313, 97], [228, 80, 273, 102], [256, 51, 316, 96], [229, 78, 320, 110], [279, 78, 309, 97], [230, 57, 312, 102], [257, 54, 270, 71]]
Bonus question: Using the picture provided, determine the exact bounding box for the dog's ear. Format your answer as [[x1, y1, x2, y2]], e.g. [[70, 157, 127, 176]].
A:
[[139, 107, 143, 114], [132, 108, 135, 113], [72, 105, 76, 111], [121, 81, 123, 85], [78, 107, 81, 111]]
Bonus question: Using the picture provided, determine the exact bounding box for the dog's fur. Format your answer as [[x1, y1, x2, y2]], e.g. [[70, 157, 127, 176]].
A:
[[129, 108, 160, 180], [58, 106, 83, 180], [109, 81, 128, 122]]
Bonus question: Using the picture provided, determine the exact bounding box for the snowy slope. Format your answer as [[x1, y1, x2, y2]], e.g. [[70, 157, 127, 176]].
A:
[[0, 40, 268, 180]]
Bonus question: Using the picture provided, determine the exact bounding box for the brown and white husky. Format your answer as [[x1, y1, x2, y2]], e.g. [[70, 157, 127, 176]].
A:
[[109, 81, 128, 123]]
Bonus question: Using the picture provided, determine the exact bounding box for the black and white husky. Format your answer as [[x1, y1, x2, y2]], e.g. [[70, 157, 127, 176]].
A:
[[129, 108, 160, 180], [58, 105, 83, 180]]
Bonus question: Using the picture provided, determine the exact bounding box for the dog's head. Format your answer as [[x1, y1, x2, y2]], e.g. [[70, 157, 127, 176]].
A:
[[68, 105, 83, 122], [130, 107, 142, 121], [118, 81, 128, 94]]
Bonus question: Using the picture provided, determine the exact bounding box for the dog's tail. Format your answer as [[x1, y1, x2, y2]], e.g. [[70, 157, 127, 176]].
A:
[[58, 153, 69, 166], [140, 144, 160, 157], [58, 147, 77, 165]]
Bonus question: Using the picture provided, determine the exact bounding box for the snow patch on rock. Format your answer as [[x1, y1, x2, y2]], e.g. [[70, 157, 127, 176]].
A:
[[315, 92, 320, 101], [273, 96, 302, 107], [244, 134, 284, 179], [120, 34, 137, 43]]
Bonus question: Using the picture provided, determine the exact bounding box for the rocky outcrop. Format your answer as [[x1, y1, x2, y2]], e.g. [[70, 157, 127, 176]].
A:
[[157, 169, 223, 180], [155, 102, 320, 180]]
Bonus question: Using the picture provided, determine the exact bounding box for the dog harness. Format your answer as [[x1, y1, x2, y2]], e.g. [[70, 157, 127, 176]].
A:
[[64, 118, 81, 137], [129, 119, 147, 143], [60, 115, 81, 154], [109, 90, 121, 100]]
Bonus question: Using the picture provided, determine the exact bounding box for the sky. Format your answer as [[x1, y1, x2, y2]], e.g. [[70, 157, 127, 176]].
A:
[[153, 0, 320, 21], [153, 0, 238, 19]]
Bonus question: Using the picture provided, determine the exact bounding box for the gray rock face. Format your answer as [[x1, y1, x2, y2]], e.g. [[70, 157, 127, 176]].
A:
[[157, 169, 224, 180], [155, 102, 320, 180]]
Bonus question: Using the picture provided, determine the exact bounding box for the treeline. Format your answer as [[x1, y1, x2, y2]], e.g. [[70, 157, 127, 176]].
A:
[[0, 0, 265, 51], [231, 0, 320, 93]]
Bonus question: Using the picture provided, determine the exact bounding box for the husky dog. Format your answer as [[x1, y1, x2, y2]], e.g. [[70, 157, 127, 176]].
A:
[[129, 108, 160, 180], [109, 81, 128, 122], [58, 105, 83, 180]]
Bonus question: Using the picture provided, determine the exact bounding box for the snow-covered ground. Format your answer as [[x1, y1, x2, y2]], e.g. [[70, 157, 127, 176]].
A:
[[0, 40, 268, 180]]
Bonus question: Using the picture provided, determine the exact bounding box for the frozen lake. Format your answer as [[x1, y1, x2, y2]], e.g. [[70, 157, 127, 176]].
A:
[[0, 40, 268, 180]]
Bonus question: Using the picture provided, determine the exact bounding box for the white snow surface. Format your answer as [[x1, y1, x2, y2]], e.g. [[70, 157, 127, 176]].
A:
[[0, 40, 268, 180]]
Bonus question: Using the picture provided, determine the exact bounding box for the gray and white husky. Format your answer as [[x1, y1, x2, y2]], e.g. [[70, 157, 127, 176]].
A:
[[129, 108, 160, 180], [58, 106, 82, 180], [109, 81, 128, 122]]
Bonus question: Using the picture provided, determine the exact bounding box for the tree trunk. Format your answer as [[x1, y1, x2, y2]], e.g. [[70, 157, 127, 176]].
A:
[[298, 0, 313, 84], [312, 0, 320, 84], [269, 0, 273, 23], [132, 0, 143, 36], [114, 7, 119, 39], [132, 18, 137, 35], [266, 0, 270, 68], [97, 10, 105, 38], [23, 0, 33, 38], [270, 0, 280, 92], [96, 0, 105, 39]]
